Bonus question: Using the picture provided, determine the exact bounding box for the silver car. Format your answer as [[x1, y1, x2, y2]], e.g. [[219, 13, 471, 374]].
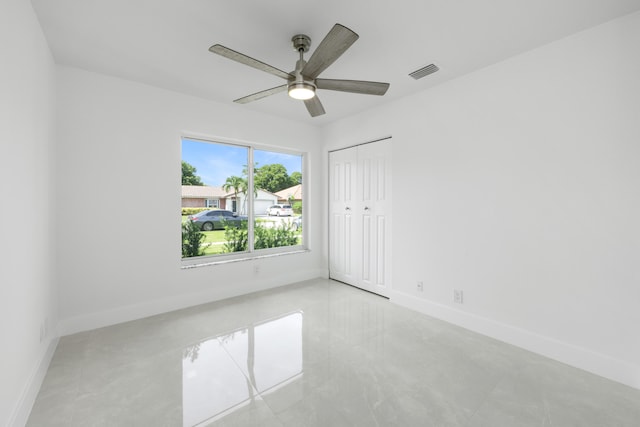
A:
[[188, 209, 247, 231], [267, 204, 293, 216]]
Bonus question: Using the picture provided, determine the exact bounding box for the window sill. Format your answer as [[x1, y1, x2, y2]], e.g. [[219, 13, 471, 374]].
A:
[[181, 248, 310, 270]]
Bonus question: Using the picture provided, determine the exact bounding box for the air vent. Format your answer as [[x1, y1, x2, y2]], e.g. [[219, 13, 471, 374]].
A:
[[409, 64, 439, 80]]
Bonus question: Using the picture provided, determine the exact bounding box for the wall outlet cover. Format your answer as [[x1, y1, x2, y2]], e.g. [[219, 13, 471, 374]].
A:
[[454, 289, 464, 304]]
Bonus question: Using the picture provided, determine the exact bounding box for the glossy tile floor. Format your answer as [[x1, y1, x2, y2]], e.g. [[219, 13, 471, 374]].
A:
[[28, 279, 640, 426]]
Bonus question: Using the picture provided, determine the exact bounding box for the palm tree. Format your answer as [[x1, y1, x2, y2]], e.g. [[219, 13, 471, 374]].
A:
[[239, 163, 258, 214], [238, 178, 253, 215], [223, 175, 244, 214]]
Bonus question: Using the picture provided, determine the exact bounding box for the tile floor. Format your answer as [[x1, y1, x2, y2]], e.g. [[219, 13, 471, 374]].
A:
[[27, 279, 640, 426]]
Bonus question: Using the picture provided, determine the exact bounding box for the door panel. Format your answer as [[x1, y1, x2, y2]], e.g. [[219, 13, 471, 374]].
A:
[[376, 215, 386, 287], [361, 213, 371, 283], [329, 147, 358, 285], [357, 140, 391, 295]]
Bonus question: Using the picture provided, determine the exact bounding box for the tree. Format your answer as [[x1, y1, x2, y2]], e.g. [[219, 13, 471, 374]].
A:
[[182, 161, 204, 186], [243, 162, 259, 193], [240, 163, 258, 214], [290, 171, 302, 185], [254, 164, 293, 193], [222, 175, 245, 214]]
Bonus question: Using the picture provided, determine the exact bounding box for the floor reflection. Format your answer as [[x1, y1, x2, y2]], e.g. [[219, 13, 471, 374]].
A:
[[182, 311, 303, 426]]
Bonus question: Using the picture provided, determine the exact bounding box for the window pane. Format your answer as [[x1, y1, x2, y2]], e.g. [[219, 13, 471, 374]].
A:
[[252, 149, 303, 250], [181, 138, 249, 257]]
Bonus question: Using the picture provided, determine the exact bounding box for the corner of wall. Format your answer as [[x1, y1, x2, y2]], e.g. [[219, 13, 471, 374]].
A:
[[8, 337, 59, 427]]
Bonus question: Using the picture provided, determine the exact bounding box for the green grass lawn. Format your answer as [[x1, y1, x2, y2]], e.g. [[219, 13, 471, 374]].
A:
[[201, 230, 227, 255]]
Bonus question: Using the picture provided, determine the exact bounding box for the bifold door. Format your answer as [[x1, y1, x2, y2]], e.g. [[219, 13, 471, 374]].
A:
[[329, 138, 392, 296]]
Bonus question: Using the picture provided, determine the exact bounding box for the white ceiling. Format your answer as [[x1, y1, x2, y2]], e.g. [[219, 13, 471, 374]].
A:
[[31, 0, 640, 126]]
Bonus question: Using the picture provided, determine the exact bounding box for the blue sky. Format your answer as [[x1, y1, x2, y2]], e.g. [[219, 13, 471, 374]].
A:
[[182, 138, 302, 187]]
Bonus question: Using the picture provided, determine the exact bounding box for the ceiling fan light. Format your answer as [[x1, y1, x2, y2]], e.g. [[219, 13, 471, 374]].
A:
[[288, 82, 316, 100]]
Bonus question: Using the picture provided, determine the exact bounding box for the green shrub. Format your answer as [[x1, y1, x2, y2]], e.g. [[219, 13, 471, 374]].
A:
[[292, 201, 302, 215], [181, 207, 214, 216], [222, 221, 299, 253], [222, 221, 248, 253], [182, 220, 205, 258], [254, 222, 299, 249]]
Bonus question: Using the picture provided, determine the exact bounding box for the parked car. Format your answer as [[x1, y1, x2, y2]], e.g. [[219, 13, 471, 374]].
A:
[[292, 216, 302, 231], [188, 209, 247, 231], [267, 204, 293, 216]]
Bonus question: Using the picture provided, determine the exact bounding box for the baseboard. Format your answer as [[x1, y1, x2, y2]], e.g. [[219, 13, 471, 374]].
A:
[[58, 269, 324, 336], [389, 290, 640, 391], [9, 337, 59, 427]]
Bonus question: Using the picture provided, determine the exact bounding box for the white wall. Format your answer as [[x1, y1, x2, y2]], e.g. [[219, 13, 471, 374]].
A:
[[323, 12, 640, 389], [0, 1, 58, 425], [55, 67, 324, 334]]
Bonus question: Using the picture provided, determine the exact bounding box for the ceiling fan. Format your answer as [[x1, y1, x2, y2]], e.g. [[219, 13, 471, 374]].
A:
[[209, 23, 390, 117]]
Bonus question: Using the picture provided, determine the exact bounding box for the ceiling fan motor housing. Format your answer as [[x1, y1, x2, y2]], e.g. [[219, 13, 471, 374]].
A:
[[291, 34, 311, 53]]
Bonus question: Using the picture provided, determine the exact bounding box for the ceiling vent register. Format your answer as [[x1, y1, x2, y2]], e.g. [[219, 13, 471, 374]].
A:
[[409, 64, 440, 80]]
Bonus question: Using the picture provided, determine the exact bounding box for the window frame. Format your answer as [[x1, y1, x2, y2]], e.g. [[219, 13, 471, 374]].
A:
[[181, 135, 307, 268]]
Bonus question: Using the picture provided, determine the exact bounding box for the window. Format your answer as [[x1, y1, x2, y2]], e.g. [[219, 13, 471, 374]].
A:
[[181, 137, 304, 263]]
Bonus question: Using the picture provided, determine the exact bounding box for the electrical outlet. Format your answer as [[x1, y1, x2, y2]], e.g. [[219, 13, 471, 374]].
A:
[[453, 289, 464, 304], [416, 281, 424, 292]]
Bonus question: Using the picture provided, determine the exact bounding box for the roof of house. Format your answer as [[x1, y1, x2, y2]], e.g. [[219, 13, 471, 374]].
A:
[[181, 185, 226, 198], [275, 184, 302, 201], [182, 185, 296, 200], [221, 188, 280, 199]]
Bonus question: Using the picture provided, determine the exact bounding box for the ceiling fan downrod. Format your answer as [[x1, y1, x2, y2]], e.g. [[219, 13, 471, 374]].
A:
[[288, 34, 316, 100]]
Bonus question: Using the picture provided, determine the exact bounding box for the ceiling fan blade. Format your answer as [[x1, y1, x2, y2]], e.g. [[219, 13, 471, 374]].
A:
[[302, 24, 359, 79], [209, 44, 293, 81], [234, 84, 288, 104], [304, 96, 326, 117], [316, 79, 390, 96]]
